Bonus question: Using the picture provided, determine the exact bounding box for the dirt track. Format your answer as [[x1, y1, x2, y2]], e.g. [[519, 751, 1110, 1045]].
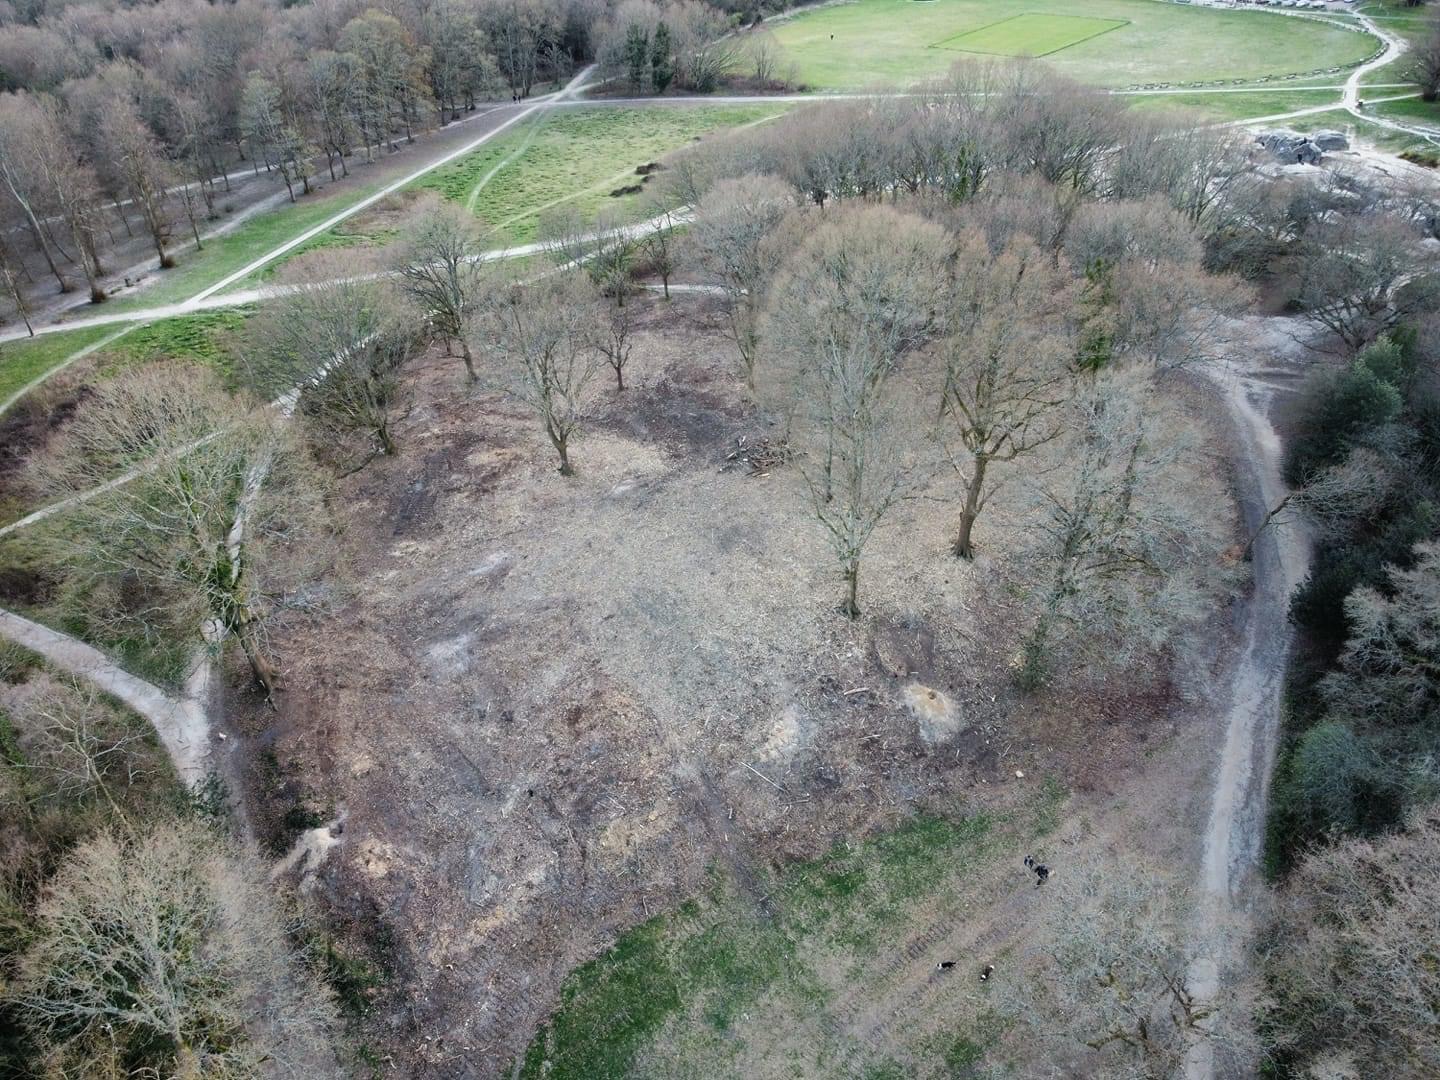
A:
[[1186, 316, 1316, 1079]]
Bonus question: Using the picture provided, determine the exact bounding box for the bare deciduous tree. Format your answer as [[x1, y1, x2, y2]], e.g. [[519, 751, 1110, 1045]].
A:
[[17, 680, 146, 813], [590, 278, 635, 392], [1002, 854, 1239, 1078], [689, 173, 796, 388], [1066, 197, 1252, 369], [638, 197, 679, 299], [473, 271, 603, 475], [8, 822, 339, 1077], [246, 251, 417, 469], [935, 232, 1076, 559], [764, 206, 949, 616], [0, 92, 108, 302], [1411, 15, 1440, 102], [1292, 213, 1440, 350], [391, 194, 494, 383], [1263, 807, 1440, 1078], [32, 363, 322, 701], [539, 205, 635, 303], [241, 73, 311, 202], [1016, 374, 1222, 688]]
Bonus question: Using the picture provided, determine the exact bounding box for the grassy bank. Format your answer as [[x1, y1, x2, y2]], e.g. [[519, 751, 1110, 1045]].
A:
[[519, 784, 1064, 1079], [414, 104, 786, 244]]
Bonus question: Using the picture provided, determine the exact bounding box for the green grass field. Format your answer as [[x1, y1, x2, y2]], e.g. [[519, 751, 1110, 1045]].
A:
[[414, 104, 786, 245], [1125, 88, 1344, 123], [518, 785, 1064, 1079], [0, 325, 127, 405], [770, 0, 1379, 90], [935, 13, 1127, 57], [0, 309, 253, 414], [1367, 95, 1440, 127], [222, 104, 785, 290]]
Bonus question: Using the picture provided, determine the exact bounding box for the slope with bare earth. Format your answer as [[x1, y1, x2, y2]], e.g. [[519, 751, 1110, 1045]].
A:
[[216, 292, 1246, 1077]]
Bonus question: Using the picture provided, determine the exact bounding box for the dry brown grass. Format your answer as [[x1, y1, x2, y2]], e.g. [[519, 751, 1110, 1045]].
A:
[[223, 291, 1240, 1075]]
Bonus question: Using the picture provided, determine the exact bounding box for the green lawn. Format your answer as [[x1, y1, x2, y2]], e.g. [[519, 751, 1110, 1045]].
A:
[[413, 105, 787, 245], [1, 309, 253, 419], [1125, 88, 1344, 123], [770, 0, 1379, 90], [1368, 94, 1440, 127], [91, 309, 254, 381], [518, 785, 1063, 1080], [0, 325, 130, 405], [935, 13, 1128, 57]]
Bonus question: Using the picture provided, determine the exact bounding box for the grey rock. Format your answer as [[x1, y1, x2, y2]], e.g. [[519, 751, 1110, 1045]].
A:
[[1255, 129, 1324, 165]]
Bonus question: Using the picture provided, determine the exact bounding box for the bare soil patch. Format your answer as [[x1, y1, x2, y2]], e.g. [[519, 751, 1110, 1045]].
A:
[[228, 292, 1239, 1075]]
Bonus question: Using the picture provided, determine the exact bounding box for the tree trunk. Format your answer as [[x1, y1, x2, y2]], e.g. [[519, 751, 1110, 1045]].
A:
[[459, 337, 477, 383], [0, 259, 33, 336], [16, 200, 69, 293], [151, 228, 171, 270], [556, 436, 573, 476], [953, 455, 988, 559], [114, 199, 134, 237], [842, 559, 861, 619], [237, 619, 279, 703]]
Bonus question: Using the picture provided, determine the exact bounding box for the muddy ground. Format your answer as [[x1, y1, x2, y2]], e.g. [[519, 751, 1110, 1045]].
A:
[[219, 291, 1245, 1077]]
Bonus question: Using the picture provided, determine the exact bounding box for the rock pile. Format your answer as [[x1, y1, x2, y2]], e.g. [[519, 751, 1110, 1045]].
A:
[[1255, 129, 1329, 165]]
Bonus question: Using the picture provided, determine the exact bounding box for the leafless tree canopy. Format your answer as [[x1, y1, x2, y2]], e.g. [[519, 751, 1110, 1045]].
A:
[[7, 821, 340, 1077], [688, 173, 796, 388], [1263, 806, 1440, 1078], [1014, 373, 1227, 688], [245, 250, 419, 469], [32, 362, 325, 697], [1291, 213, 1440, 351], [390, 193, 497, 384], [934, 231, 1077, 559], [1001, 853, 1250, 1079], [472, 270, 604, 475], [762, 205, 949, 616]]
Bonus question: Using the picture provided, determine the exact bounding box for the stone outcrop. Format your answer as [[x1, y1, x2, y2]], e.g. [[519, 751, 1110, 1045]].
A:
[[1255, 129, 1325, 165]]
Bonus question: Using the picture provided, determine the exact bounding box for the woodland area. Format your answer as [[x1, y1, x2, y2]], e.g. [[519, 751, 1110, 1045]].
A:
[[0, 0, 761, 318], [0, 0, 1438, 1074]]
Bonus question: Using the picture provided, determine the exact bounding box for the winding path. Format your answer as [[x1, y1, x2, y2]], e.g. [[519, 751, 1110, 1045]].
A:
[[0, 608, 210, 784], [1182, 323, 1314, 1078]]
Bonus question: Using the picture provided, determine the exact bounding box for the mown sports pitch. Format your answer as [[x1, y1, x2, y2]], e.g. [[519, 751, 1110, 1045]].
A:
[[935, 13, 1128, 57], [769, 0, 1379, 90]]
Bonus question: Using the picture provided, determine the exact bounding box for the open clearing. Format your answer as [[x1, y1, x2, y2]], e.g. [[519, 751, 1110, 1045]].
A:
[[219, 291, 1234, 1076], [934, 13, 1128, 58], [769, 0, 1378, 89]]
